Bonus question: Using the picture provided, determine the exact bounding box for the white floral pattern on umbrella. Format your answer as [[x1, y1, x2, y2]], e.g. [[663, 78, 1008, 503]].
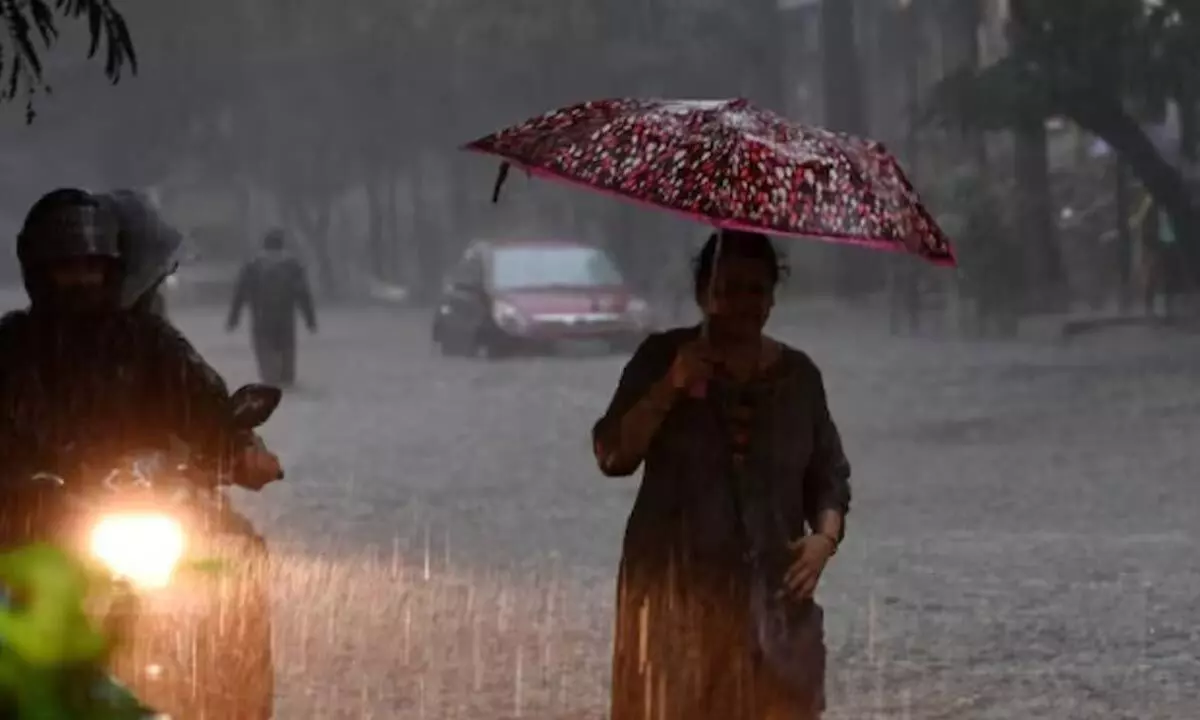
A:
[[465, 97, 956, 266]]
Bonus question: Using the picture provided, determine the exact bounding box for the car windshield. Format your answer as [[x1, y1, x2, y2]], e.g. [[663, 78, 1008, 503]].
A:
[[490, 246, 624, 290]]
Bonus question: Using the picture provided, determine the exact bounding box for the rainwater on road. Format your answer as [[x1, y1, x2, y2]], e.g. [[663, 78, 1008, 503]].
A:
[[153, 301, 1200, 718]]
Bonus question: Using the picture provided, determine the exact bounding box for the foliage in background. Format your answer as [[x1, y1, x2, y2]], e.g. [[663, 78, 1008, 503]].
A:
[[924, 0, 1200, 273], [0, 0, 135, 120], [1, 0, 790, 297]]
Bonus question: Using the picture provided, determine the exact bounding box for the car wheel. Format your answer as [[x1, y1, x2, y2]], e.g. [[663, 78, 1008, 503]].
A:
[[432, 319, 453, 355], [435, 326, 467, 357], [471, 331, 495, 359], [473, 328, 515, 360]]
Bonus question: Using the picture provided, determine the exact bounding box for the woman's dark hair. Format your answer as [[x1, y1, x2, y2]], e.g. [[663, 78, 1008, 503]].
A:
[[692, 230, 788, 302]]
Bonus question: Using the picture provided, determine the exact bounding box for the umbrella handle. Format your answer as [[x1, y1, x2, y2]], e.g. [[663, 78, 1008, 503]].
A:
[[491, 162, 511, 204], [701, 229, 723, 339], [689, 230, 723, 399]]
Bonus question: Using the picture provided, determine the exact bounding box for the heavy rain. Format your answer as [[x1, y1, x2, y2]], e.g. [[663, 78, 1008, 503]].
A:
[[0, 0, 1198, 718]]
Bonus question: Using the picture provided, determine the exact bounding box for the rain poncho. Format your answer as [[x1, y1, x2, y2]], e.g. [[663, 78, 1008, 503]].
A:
[[227, 247, 316, 387]]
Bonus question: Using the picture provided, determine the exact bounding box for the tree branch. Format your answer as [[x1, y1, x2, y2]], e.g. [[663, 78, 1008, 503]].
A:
[[1, 0, 136, 121]]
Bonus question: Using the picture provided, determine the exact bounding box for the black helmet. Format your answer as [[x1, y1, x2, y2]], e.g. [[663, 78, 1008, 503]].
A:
[[101, 189, 188, 309], [17, 188, 121, 270]]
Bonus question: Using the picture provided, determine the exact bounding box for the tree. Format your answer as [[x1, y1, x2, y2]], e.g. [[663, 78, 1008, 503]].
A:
[[820, 0, 879, 297], [1, 0, 136, 120], [926, 0, 1200, 278]]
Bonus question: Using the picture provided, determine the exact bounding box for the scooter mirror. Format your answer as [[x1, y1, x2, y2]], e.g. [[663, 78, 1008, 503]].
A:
[[230, 384, 282, 429]]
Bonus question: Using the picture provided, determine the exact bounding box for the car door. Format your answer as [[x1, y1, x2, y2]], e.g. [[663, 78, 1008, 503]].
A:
[[439, 248, 489, 346]]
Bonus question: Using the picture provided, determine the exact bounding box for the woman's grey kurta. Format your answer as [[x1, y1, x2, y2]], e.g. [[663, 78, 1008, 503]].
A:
[[594, 326, 851, 719]]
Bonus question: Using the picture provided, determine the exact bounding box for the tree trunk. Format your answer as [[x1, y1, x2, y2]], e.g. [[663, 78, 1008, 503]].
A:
[[383, 172, 401, 282], [820, 0, 879, 298], [1179, 94, 1197, 165], [394, 172, 421, 293], [309, 209, 336, 298], [365, 170, 388, 280], [890, 0, 926, 329], [1115, 160, 1133, 311], [738, 0, 784, 110], [286, 196, 338, 298], [1013, 114, 1065, 311], [410, 156, 444, 304], [1058, 89, 1200, 287], [820, 0, 867, 136], [942, 0, 988, 169], [445, 156, 478, 249]]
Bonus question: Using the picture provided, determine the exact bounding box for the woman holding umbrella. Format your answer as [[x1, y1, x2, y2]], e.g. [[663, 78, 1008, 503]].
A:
[[466, 96, 954, 719], [591, 229, 850, 719]]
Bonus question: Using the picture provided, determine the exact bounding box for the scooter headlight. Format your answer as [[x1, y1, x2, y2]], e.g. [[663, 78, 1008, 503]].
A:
[[89, 513, 185, 589]]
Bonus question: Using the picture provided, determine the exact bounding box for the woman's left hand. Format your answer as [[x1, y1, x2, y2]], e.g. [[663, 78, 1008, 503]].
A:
[[781, 535, 837, 600]]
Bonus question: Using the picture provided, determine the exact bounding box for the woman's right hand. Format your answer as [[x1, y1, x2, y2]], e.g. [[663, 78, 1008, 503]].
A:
[[667, 338, 714, 392]]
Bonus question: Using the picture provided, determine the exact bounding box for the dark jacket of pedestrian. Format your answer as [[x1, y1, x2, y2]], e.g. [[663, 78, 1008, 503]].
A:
[[226, 229, 317, 387], [592, 231, 852, 720]]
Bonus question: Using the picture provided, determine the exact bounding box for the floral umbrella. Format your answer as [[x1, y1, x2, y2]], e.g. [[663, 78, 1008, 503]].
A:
[[463, 97, 956, 267]]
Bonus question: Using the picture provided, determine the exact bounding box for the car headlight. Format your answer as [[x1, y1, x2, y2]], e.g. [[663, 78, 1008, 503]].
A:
[[90, 513, 185, 589], [491, 300, 527, 330]]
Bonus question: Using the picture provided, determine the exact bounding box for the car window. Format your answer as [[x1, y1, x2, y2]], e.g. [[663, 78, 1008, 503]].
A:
[[490, 246, 624, 290]]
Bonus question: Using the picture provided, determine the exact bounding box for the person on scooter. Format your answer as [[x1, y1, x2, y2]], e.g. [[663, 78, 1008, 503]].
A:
[[0, 187, 282, 488]]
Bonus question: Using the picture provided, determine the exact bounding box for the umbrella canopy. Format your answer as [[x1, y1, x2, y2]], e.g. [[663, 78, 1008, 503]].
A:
[[465, 97, 955, 266]]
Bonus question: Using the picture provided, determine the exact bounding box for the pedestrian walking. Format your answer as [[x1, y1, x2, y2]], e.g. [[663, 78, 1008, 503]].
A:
[[226, 228, 317, 387]]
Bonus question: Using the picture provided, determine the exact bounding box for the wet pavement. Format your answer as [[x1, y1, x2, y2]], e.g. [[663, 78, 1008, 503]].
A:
[[67, 300, 1200, 717]]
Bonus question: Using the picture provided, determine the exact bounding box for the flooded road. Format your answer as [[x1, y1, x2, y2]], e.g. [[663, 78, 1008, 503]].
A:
[[166, 301, 1200, 719]]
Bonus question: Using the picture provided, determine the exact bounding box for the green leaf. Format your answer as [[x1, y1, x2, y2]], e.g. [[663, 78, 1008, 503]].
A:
[[0, 544, 107, 668]]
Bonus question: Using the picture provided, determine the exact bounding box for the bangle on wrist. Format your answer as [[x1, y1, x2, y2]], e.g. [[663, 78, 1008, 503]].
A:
[[815, 531, 839, 555]]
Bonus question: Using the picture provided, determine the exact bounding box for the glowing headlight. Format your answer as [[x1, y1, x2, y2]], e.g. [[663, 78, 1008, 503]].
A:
[[491, 300, 526, 329], [90, 513, 185, 589]]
